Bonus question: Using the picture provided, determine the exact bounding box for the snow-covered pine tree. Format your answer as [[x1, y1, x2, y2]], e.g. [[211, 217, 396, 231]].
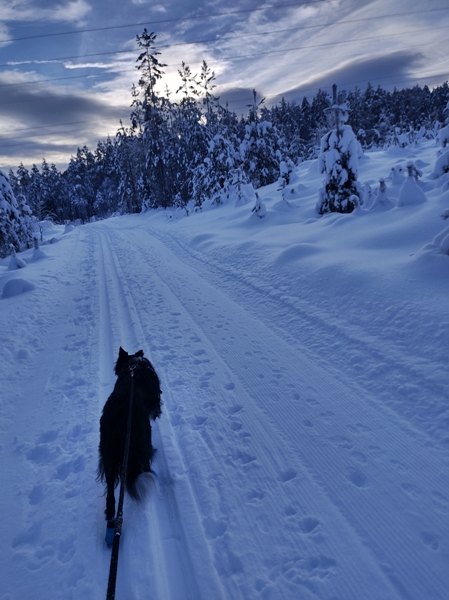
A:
[[0, 170, 34, 258], [239, 90, 283, 190], [133, 30, 174, 209], [317, 84, 360, 214], [397, 161, 427, 206], [114, 123, 145, 213], [370, 178, 395, 211], [191, 101, 241, 208]]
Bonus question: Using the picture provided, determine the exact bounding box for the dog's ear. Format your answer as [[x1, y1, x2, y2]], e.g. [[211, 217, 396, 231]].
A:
[[115, 347, 129, 375], [135, 349, 144, 358]]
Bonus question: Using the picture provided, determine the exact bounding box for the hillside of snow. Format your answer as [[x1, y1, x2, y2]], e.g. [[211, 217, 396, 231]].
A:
[[1, 139, 448, 600]]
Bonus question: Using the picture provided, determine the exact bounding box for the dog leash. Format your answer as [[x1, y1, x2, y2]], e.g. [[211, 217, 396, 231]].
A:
[[106, 364, 136, 600]]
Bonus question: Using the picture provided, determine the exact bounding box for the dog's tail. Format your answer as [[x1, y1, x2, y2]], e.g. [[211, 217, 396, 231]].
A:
[[127, 472, 156, 501]]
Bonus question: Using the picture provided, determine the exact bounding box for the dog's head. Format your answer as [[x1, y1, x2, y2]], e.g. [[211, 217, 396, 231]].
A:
[[114, 347, 145, 375]]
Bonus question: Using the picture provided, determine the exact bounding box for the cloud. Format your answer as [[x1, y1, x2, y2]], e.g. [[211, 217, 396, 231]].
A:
[[267, 50, 428, 105], [0, 0, 91, 26], [214, 86, 260, 115], [52, 0, 91, 23], [0, 71, 128, 171]]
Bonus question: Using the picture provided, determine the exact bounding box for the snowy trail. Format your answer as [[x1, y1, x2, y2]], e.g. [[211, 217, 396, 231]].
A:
[[1, 214, 448, 600], [98, 218, 448, 599]]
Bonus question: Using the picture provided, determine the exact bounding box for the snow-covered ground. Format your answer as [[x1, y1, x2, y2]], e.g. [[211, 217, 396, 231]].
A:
[[1, 139, 448, 600]]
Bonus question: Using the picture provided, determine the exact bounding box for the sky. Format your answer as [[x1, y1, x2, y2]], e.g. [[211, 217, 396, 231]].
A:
[[0, 0, 448, 172]]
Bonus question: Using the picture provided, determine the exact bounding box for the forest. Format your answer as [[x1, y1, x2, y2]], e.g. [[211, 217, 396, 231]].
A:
[[1, 30, 449, 257]]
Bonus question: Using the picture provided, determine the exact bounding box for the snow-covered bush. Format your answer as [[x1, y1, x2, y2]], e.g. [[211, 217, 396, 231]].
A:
[[387, 165, 406, 186], [251, 193, 266, 218], [316, 103, 360, 214], [431, 150, 449, 179], [8, 246, 27, 270], [396, 131, 410, 148], [370, 179, 396, 211], [438, 124, 449, 149], [397, 162, 427, 207]]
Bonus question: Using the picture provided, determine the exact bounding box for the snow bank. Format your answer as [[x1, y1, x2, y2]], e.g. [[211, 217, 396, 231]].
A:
[[2, 278, 36, 298]]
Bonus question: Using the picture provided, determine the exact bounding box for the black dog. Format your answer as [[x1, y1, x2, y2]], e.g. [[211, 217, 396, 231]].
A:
[[98, 347, 162, 523]]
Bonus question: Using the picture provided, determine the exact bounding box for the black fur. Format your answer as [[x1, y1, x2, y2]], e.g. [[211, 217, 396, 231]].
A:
[[98, 347, 162, 521]]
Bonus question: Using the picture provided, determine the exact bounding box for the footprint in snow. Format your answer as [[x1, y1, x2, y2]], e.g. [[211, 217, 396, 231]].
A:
[[302, 554, 336, 574], [350, 450, 367, 464], [233, 451, 256, 465], [329, 435, 353, 450], [203, 517, 227, 539], [38, 430, 58, 444], [346, 422, 372, 434], [247, 489, 265, 503], [346, 467, 368, 488], [299, 517, 320, 534], [279, 469, 297, 483], [283, 505, 297, 517], [12, 521, 42, 549], [26, 444, 59, 465], [202, 401, 216, 410], [420, 531, 439, 551], [53, 455, 85, 481], [228, 420, 242, 431], [28, 485, 44, 506], [192, 415, 207, 428]]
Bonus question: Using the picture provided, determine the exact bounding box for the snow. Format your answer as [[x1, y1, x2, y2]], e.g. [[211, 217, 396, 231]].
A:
[[1, 277, 36, 298], [1, 139, 448, 600]]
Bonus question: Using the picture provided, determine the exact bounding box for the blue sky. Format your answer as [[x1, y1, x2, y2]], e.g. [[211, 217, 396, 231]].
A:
[[0, 0, 448, 172]]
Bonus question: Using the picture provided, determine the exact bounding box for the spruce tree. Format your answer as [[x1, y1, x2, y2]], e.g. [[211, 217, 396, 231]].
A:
[[0, 170, 34, 258], [317, 85, 360, 214]]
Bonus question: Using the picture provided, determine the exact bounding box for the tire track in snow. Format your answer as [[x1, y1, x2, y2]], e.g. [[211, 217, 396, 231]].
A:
[[104, 222, 449, 600], [95, 229, 225, 600]]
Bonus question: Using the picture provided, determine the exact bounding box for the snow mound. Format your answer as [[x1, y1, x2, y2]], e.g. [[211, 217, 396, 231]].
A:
[[2, 278, 36, 298], [432, 226, 449, 255], [30, 248, 47, 261], [397, 177, 427, 206], [275, 243, 321, 265], [8, 254, 27, 270], [63, 223, 75, 234], [431, 150, 449, 179], [271, 199, 298, 212]]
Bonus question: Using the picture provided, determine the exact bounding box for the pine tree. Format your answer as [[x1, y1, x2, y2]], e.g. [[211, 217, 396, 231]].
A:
[[0, 170, 34, 258], [317, 85, 360, 214], [239, 90, 284, 190]]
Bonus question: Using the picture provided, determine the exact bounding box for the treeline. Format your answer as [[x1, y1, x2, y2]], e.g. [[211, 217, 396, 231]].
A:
[[7, 30, 449, 223]]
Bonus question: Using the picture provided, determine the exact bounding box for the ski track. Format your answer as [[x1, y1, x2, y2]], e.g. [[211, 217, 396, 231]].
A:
[[96, 229, 224, 600], [98, 219, 448, 599], [1, 219, 448, 600]]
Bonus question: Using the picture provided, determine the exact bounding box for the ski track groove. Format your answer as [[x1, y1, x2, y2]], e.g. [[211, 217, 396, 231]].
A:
[[95, 229, 225, 600], [101, 221, 449, 600]]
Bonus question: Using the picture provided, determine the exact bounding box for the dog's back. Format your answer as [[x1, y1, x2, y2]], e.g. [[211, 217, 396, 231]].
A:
[[98, 348, 162, 517]]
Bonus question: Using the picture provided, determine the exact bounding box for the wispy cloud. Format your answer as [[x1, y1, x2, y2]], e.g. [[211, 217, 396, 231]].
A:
[[0, 0, 91, 26], [0, 69, 127, 170]]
